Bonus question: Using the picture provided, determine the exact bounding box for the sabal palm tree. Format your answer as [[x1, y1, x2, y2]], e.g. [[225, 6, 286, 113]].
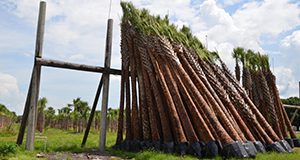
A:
[[94, 110, 101, 130], [232, 47, 244, 82], [242, 50, 254, 97], [59, 106, 72, 130], [257, 54, 282, 139], [107, 108, 119, 132], [44, 107, 55, 128], [71, 98, 90, 133]]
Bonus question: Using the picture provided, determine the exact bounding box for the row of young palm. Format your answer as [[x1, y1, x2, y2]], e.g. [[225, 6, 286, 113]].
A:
[[36, 97, 119, 133], [232, 48, 299, 146], [114, 2, 298, 158]]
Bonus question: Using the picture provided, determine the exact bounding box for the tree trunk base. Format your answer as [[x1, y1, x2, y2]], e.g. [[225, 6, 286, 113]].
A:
[[161, 142, 174, 153], [253, 141, 266, 153], [285, 138, 294, 148], [293, 138, 300, 147], [221, 141, 249, 158], [279, 140, 293, 152], [243, 141, 257, 158], [266, 141, 286, 152], [204, 141, 220, 158]]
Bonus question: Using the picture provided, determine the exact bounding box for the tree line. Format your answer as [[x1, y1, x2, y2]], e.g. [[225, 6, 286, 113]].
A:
[[0, 104, 17, 129], [36, 97, 119, 133]]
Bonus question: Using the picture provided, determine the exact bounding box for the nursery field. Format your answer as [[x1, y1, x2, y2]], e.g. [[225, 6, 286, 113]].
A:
[[1, 126, 300, 160]]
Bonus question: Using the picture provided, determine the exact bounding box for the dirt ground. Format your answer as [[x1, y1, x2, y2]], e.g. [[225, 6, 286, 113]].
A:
[[44, 152, 125, 160]]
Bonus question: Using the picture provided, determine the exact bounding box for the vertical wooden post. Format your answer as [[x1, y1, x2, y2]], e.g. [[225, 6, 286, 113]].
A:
[[81, 75, 104, 147], [25, 1, 46, 151], [99, 19, 113, 152], [25, 68, 38, 150]]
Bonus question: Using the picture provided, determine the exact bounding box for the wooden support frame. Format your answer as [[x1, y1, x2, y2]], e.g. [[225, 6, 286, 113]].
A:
[[81, 76, 104, 147], [36, 57, 121, 75], [290, 109, 299, 124], [99, 19, 113, 152], [17, 1, 117, 151], [22, 1, 46, 150], [284, 104, 300, 123], [284, 104, 300, 110]]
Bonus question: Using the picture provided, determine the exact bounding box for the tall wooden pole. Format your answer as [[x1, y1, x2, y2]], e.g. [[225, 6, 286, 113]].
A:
[[99, 19, 113, 152], [25, 1, 46, 150]]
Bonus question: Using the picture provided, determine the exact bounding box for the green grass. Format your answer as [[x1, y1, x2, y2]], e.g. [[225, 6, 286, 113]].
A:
[[1, 125, 300, 159]]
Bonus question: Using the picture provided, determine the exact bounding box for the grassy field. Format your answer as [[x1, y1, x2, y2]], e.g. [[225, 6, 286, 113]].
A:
[[1, 126, 300, 159]]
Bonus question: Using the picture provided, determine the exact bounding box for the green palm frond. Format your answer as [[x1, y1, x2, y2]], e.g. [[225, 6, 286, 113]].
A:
[[120, 1, 209, 61]]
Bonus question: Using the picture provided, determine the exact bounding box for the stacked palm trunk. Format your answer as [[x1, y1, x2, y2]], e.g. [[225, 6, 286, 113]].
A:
[[233, 48, 300, 149], [114, 2, 298, 158]]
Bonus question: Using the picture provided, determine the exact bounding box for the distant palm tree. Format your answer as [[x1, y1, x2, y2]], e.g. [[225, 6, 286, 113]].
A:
[[107, 108, 119, 132], [94, 110, 101, 130], [71, 98, 90, 133], [37, 97, 47, 133], [44, 107, 55, 128], [57, 106, 71, 130]]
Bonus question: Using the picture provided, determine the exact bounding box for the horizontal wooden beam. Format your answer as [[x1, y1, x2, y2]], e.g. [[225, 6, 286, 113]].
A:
[[283, 104, 300, 109], [36, 57, 122, 75]]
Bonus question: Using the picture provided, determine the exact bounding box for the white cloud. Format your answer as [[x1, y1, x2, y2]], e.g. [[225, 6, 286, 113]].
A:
[[1, 0, 300, 112], [222, 0, 243, 7], [7, 0, 122, 66], [274, 67, 298, 98], [281, 30, 300, 50], [279, 30, 300, 67], [233, 0, 300, 36], [0, 72, 25, 114]]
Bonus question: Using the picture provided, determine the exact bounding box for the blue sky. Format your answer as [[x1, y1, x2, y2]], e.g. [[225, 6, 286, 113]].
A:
[[0, 0, 300, 115]]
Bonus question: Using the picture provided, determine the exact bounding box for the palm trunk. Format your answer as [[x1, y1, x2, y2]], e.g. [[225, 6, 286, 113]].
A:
[[259, 70, 282, 139], [266, 70, 288, 138], [235, 59, 240, 82], [210, 62, 273, 144], [250, 71, 261, 110], [178, 48, 243, 142], [116, 64, 125, 144], [122, 23, 132, 141], [157, 36, 233, 145], [154, 50, 199, 143], [220, 61, 280, 142], [265, 70, 289, 138], [127, 31, 141, 140], [170, 59, 215, 142], [255, 71, 270, 121], [138, 35, 173, 143], [198, 58, 255, 142], [147, 38, 187, 144]]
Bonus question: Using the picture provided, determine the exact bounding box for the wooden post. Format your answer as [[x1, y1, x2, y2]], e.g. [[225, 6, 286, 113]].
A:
[[25, 68, 38, 150], [25, 1, 46, 150], [291, 109, 299, 123], [16, 79, 32, 145], [81, 76, 104, 147], [99, 19, 113, 152]]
